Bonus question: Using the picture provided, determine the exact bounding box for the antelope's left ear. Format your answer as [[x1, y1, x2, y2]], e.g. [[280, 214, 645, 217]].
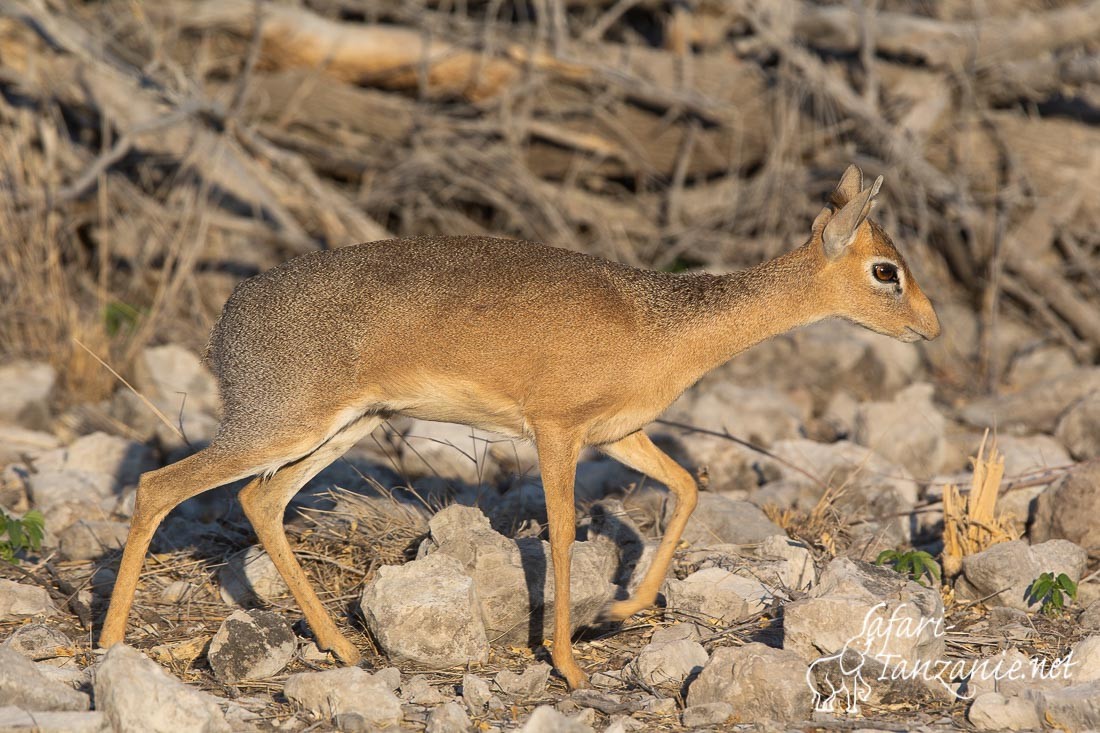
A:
[[823, 175, 883, 260], [832, 164, 864, 207]]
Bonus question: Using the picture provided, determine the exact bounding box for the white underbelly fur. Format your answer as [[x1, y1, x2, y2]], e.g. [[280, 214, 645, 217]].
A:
[[376, 375, 530, 439]]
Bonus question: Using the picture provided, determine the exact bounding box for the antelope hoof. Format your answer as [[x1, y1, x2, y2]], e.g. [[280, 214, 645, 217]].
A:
[[326, 635, 362, 665], [98, 624, 125, 650], [601, 598, 649, 623], [559, 662, 590, 690]]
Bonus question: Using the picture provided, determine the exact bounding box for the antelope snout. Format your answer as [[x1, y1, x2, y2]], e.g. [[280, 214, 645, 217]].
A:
[[913, 305, 941, 341]]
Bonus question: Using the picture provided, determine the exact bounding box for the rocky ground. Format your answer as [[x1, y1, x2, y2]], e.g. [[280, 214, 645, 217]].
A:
[[1, 322, 1099, 733]]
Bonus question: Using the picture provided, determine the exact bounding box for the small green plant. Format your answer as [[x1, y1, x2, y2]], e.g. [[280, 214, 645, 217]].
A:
[[0, 508, 45, 564], [875, 549, 942, 587], [1027, 572, 1078, 616], [103, 300, 143, 337]]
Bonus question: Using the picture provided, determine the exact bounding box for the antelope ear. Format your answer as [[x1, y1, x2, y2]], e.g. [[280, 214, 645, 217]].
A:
[[832, 164, 864, 207], [823, 175, 883, 259], [811, 206, 832, 237]]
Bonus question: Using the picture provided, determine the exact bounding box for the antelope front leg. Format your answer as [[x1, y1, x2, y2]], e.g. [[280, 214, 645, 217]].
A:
[[600, 430, 698, 620], [534, 427, 587, 689]]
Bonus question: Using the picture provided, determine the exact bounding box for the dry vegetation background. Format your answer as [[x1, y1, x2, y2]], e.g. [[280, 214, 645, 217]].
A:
[[1, 0, 1098, 403]]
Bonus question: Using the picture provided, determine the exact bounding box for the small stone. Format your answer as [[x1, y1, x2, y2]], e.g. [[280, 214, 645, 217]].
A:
[[35, 665, 91, 691], [283, 668, 402, 728], [959, 367, 1100, 434], [1, 624, 71, 663], [681, 702, 733, 727], [650, 623, 699, 645], [374, 667, 401, 692], [332, 712, 371, 732], [38, 501, 109, 543], [0, 707, 108, 732], [569, 707, 598, 727], [218, 545, 290, 606], [1081, 600, 1100, 631], [1006, 344, 1078, 389], [956, 539, 1088, 612], [756, 534, 816, 590], [687, 643, 811, 722], [135, 345, 220, 451], [0, 647, 89, 711], [1070, 636, 1100, 683], [0, 580, 57, 621], [678, 494, 785, 547], [520, 705, 594, 733], [968, 692, 1042, 731], [1027, 680, 1100, 731], [360, 552, 489, 668], [400, 675, 446, 705], [426, 702, 473, 733], [462, 673, 493, 715], [1056, 395, 1100, 460], [661, 422, 774, 494], [570, 689, 626, 715], [631, 626, 707, 687], [590, 671, 624, 689], [0, 360, 55, 429], [604, 715, 645, 733], [426, 505, 617, 646], [298, 640, 331, 664], [94, 644, 230, 733], [642, 697, 678, 714], [854, 383, 946, 476], [208, 609, 296, 683], [57, 520, 130, 561], [0, 426, 60, 467], [1030, 461, 1100, 552], [159, 580, 194, 604], [664, 567, 763, 623], [28, 432, 155, 510], [992, 435, 1073, 532], [574, 461, 644, 501], [494, 663, 551, 698]]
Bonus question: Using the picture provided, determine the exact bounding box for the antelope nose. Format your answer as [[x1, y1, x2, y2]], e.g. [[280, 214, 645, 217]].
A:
[[920, 308, 942, 340]]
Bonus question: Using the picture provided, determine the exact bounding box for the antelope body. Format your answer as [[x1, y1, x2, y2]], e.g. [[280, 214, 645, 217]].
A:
[[101, 166, 940, 689]]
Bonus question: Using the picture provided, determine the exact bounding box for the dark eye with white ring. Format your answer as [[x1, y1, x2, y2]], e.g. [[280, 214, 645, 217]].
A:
[[873, 263, 899, 284]]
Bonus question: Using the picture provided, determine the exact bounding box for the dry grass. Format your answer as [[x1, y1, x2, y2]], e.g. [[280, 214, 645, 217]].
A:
[[766, 485, 844, 559], [0, 109, 214, 404], [942, 432, 1018, 578]]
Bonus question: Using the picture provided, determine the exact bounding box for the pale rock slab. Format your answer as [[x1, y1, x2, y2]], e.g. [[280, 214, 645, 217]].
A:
[[94, 644, 230, 733], [283, 667, 402, 728], [687, 643, 811, 723], [360, 552, 489, 668]]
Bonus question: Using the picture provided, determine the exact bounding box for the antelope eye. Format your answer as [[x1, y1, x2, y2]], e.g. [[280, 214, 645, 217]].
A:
[[873, 263, 899, 284]]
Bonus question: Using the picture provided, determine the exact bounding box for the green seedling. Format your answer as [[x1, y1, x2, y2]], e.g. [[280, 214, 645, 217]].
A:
[[0, 508, 45, 564], [1027, 572, 1077, 616], [875, 549, 942, 587]]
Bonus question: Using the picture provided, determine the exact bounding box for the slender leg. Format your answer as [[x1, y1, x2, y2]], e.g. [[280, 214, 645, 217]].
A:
[[534, 426, 586, 689], [238, 415, 382, 664], [100, 448, 258, 648], [599, 430, 698, 620]]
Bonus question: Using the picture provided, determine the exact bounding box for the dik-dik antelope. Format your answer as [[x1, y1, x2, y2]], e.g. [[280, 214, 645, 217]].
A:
[[101, 165, 940, 689]]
